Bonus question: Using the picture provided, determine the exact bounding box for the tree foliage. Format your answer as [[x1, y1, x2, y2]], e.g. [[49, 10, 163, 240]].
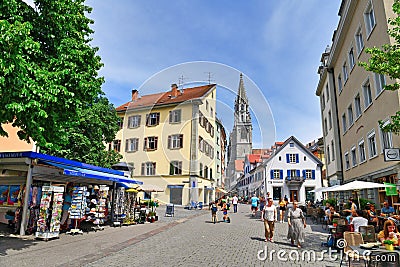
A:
[[359, 0, 400, 134], [0, 0, 121, 167]]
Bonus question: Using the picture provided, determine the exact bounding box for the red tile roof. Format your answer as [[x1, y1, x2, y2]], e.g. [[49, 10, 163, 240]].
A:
[[248, 154, 262, 164], [116, 84, 215, 112]]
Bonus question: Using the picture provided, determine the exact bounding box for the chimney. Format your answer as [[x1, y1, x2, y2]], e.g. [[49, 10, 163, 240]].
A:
[[131, 89, 138, 101], [171, 83, 179, 97]]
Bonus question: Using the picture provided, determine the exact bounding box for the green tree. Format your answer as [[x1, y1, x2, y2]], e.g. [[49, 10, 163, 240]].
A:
[[359, 0, 400, 134], [0, 0, 121, 167]]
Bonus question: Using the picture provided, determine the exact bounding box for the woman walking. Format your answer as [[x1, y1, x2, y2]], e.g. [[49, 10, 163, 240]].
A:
[[261, 198, 277, 242], [279, 197, 287, 223], [287, 201, 306, 248]]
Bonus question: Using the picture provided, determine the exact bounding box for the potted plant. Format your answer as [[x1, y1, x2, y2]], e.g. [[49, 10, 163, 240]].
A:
[[332, 218, 338, 227], [383, 240, 394, 251]]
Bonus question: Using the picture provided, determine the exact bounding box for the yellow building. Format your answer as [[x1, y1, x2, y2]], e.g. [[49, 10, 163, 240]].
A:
[[114, 84, 217, 206]]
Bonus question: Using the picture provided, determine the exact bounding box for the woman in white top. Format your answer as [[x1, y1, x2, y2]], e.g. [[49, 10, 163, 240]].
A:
[[261, 198, 277, 242], [287, 201, 306, 248]]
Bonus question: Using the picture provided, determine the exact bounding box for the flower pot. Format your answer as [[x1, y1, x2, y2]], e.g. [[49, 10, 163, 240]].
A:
[[385, 244, 394, 251]]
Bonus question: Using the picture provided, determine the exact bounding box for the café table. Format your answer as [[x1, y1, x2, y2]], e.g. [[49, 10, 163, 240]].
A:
[[349, 245, 400, 266]]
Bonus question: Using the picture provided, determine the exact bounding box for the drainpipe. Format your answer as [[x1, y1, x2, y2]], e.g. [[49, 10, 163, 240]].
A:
[[20, 160, 34, 236]]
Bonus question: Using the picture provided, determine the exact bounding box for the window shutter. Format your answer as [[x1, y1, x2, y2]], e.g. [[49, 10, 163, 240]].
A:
[[180, 134, 183, 148], [125, 139, 129, 152], [155, 137, 158, 149], [169, 163, 174, 175], [177, 110, 181, 122], [168, 136, 171, 149], [156, 113, 160, 125], [296, 154, 299, 163], [302, 170, 306, 178], [138, 115, 141, 126], [146, 114, 149, 126], [169, 111, 172, 123], [144, 138, 147, 150], [287, 170, 291, 178], [296, 170, 300, 177], [179, 162, 182, 173], [312, 170, 315, 179], [153, 162, 156, 175], [141, 163, 145, 175], [286, 154, 290, 163], [280, 170, 283, 179], [270, 170, 274, 179]]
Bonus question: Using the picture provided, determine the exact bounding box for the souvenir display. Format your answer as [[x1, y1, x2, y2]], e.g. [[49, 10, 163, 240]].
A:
[[67, 186, 87, 235], [35, 185, 64, 240], [113, 187, 126, 226]]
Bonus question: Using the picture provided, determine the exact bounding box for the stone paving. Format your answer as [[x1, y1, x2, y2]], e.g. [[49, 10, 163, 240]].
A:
[[0, 204, 365, 266]]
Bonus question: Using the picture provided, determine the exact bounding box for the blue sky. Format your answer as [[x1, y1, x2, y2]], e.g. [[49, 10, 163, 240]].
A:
[[26, 0, 342, 148]]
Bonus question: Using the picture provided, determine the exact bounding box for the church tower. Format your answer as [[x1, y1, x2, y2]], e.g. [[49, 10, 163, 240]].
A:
[[226, 74, 252, 190]]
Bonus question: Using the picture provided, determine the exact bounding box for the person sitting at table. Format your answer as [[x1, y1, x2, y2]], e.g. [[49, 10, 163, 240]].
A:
[[350, 210, 368, 232], [378, 219, 399, 245], [381, 201, 395, 217], [343, 198, 357, 224], [330, 206, 340, 221], [367, 203, 379, 228]]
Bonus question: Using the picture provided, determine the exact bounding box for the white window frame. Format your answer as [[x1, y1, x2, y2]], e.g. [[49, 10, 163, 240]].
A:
[[380, 120, 393, 152], [348, 47, 355, 70], [272, 170, 281, 180], [358, 139, 366, 163], [142, 162, 156, 176], [328, 111, 332, 129], [331, 140, 335, 161], [342, 113, 347, 133], [355, 26, 364, 56], [338, 74, 343, 93], [128, 115, 141, 128], [305, 170, 313, 179], [169, 134, 183, 149], [364, 1, 376, 37], [367, 130, 377, 158], [351, 146, 357, 167], [343, 62, 349, 82], [126, 138, 139, 152], [170, 161, 182, 175], [344, 152, 350, 170], [169, 109, 181, 124], [363, 78, 373, 109], [348, 104, 354, 126], [374, 73, 386, 97], [354, 93, 362, 119]]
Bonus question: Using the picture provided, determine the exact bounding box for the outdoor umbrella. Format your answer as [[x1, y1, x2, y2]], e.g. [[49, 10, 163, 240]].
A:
[[328, 181, 394, 207]]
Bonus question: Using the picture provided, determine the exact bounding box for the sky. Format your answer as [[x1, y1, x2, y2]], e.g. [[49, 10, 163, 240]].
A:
[[25, 0, 342, 148]]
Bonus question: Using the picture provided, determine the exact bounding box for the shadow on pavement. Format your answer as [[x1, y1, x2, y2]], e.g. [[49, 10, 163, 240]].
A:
[[0, 236, 40, 256], [250, 236, 265, 242]]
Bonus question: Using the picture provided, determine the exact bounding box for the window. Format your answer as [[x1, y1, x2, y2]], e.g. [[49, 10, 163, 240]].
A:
[[321, 94, 325, 110], [169, 110, 181, 123], [327, 146, 331, 163], [128, 115, 141, 128], [368, 131, 377, 158], [348, 104, 354, 126], [364, 1, 376, 36], [286, 153, 299, 163], [363, 80, 373, 108], [374, 73, 386, 96], [344, 152, 350, 170], [110, 140, 121, 152], [304, 170, 313, 179], [359, 140, 366, 163], [343, 62, 349, 82], [216, 136, 220, 145], [217, 165, 220, 173], [328, 111, 332, 129], [199, 163, 203, 177], [141, 162, 156, 176], [204, 166, 208, 179], [144, 136, 158, 151], [206, 100, 209, 111], [146, 112, 160, 126], [125, 138, 139, 152], [325, 84, 329, 101], [380, 120, 393, 151], [349, 48, 355, 69], [324, 118, 328, 136], [355, 27, 364, 55], [209, 168, 213, 180], [331, 140, 335, 161], [355, 94, 362, 118], [118, 119, 123, 129], [351, 147, 357, 167], [168, 134, 183, 149], [169, 161, 182, 175], [272, 170, 281, 179], [342, 113, 347, 132], [338, 75, 343, 92], [210, 107, 213, 117], [289, 142, 294, 148], [217, 151, 220, 159]]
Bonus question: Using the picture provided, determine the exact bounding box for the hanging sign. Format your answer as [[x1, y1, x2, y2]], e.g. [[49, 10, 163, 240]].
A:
[[384, 148, 400, 161]]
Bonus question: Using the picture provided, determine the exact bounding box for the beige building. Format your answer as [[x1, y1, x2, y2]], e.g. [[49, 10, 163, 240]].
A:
[[114, 84, 218, 206], [316, 0, 400, 205], [0, 123, 37, 152]]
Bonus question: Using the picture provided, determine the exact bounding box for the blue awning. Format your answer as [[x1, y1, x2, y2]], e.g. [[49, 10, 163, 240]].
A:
[[118, 182, 140, 188], [42, 161, 143, 184]]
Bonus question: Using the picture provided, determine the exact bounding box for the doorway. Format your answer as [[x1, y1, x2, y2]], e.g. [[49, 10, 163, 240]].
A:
[[290, 190, 298, 202]]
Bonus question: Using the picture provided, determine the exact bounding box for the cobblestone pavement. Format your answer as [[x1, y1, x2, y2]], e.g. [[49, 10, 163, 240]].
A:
[[86, 205, 349, 267]]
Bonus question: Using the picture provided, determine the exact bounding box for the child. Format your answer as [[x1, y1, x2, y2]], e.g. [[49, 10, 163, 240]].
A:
[[222, 202, 230, 223], [211, 202, 218, 224]]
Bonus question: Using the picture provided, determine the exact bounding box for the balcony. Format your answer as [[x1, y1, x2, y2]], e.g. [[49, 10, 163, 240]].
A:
[[285, 176, 305, 185]]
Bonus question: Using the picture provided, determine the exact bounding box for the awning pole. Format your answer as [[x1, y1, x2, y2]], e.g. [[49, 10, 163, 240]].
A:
[[111, 182, 116, 223], [20, 160, 33, 236]]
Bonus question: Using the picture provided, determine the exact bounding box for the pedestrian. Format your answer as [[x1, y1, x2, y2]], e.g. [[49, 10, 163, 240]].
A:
[[284, 194, 288, 204], [259, 196, 266, 212], [250, 194, 259, 217], [261, 198, 277, 242], [211, 202, 218, 224], [222, 202, 230, 223], [287, 201, 306, 248], [60, 188, 72, 231], [232, 194, 238, 213], [279, 197, 287, 223]]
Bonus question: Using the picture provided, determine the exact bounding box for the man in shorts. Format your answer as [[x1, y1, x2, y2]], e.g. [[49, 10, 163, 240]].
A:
[[251, 194, 259, 217]]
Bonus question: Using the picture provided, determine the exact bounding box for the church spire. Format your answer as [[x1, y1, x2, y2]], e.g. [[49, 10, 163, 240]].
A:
[[237, 73, 248, 103]]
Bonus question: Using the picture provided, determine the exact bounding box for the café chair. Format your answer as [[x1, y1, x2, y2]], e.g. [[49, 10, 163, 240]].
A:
[[340, 232, 367, 267]]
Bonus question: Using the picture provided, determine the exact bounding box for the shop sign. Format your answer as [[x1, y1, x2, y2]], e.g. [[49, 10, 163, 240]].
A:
[[384, 148, 400, 161], [0, 152, 24, 158]]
